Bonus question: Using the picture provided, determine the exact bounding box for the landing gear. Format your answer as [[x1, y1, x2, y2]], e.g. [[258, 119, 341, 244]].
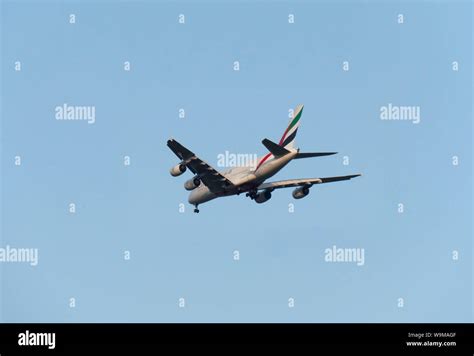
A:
[[246, 189, 257, 200], [194, 205, 200, 213]]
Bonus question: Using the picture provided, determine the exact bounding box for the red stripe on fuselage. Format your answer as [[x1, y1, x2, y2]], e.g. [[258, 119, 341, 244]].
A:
[[256, 152, 272, 170], [259, 125, 289, 171], [279, 126, 290, 145]]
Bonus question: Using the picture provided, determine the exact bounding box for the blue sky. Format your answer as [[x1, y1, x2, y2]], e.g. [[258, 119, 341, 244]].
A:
[[1, 0, 472, 322]]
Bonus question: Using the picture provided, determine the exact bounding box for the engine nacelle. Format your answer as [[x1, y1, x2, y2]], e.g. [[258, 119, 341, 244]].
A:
[[255, 190, 272, 204], [184, 176, 201, 191], [292, 186, 310, 199], [170, 163, 186, 177]]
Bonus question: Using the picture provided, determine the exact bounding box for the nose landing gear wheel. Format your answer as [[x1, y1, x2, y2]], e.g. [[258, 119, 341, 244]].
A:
[[194, 205, 199, 213]]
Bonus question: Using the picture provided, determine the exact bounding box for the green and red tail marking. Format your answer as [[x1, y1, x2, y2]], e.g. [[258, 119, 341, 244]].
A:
[[279, 104, 303, 148], [256, 105, 303, 170]]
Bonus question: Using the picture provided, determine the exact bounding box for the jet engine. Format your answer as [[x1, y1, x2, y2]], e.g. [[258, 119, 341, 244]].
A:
[[184, 176, 201, 191], [170, 163, 186, 177], [292, 186, 310, 199], [255, 190, 272, 204]]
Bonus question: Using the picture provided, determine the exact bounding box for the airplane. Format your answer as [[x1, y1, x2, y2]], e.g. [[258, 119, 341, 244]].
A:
[[167, 104, 361, 213]]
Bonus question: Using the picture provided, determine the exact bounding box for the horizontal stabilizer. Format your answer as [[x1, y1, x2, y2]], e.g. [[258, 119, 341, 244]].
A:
[[262, 138, 290, 157], [294, 152, 337, 159]]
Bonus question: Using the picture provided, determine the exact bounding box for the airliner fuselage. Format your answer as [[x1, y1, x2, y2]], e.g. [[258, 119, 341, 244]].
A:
[[188, 149, 298, 205]]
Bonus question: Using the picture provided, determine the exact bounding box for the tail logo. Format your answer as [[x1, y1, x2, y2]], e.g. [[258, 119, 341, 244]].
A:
[[279, 105, 303, 148]]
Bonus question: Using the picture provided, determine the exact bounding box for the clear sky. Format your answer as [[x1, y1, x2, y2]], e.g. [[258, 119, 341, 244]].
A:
[[1, 0, 472, 322]]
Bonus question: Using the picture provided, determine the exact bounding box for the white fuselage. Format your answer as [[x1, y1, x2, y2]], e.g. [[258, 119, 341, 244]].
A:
[[188, 149, 298, 205]]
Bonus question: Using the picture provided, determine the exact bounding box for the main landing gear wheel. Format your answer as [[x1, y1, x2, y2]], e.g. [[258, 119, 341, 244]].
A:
[[245, 190, 257, 200], [194, 205, 200, 213]]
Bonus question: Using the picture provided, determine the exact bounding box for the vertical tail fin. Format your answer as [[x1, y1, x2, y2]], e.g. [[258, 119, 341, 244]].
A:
[[279, 104, 303, 149]]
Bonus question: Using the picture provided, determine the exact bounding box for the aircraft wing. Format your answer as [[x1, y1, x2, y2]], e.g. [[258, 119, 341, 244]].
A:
[[167, 139, 235, 193], [257, 174, 361, 190]]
